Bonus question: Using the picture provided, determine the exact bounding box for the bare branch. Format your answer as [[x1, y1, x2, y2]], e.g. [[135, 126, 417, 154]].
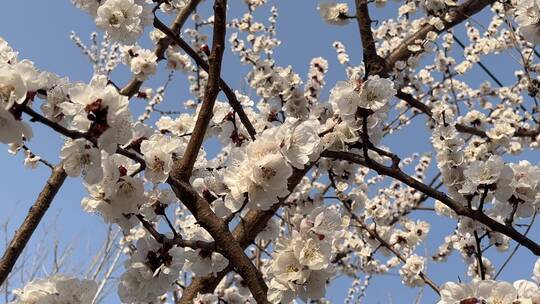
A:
[[0, 165, 67, 286], [354, 0, 387, 77]]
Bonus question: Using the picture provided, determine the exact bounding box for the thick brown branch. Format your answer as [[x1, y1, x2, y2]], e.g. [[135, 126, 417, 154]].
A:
[[355, 0, 387, 77], [386, 0, 496, 71], [167, 177, 269, 303], [179, 165, 311, 303], [321, 150, 540, 255], [120, 0, 202, 97], [0, 165, 67, 286], [173, 0, 227, 180], [166, 3, 268, 301]]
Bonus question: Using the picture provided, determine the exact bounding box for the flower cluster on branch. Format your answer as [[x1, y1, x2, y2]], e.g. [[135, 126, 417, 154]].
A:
[[3, 0, 540, 303]]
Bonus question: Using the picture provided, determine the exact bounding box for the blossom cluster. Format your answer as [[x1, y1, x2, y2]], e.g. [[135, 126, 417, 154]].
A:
[[4, 0, 540, 303]]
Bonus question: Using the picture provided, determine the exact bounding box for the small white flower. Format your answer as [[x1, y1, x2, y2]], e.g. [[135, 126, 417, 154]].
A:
[[95, 0, 151, 44], [513, 279, 540, 299], [515, 0, 540, 44], [82, 175, 145, 225], [399, 255, 425, 287], [272, 251, 310, 288], [166, 47, 192, 72], [140, 134, 185, 183], [461, 155, 512, 195], [534, 258, 540, 284], [329, 75, 395, 120], [438, 280, 518, 304], [185, 249, 229, 277], [280, 118, 322, 169], [486, 122, 515, 142], [421, 0, 455, 15], [155, 114, 194, 136], [0, 107, 32, 146], [118, 235, 185, 303], [249, 152, 291, 194], [0, 37, 18, 64], [64, 75, 133, 153], [318, 3, 350, 26], [13, 60, 48, 93], [60, 138, 103, 184], [0, 64, 27, 110], [510, 160, 540, 203], [292, 235, 331, 270], [122, 46, 157, 80], [13, 275, 97, 304]]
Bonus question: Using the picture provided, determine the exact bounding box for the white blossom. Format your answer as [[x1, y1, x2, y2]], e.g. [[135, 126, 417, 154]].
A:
[[166, 47, 192, 72], [63, 75, 133, 153], [121, 46, 157, 80], [318, 3, 350, 26], [0, 64, 27, 110], [399, 255, 425, 287], [329, 75, 396, 120], [279, 118, 322, 169], [515, 0, 540, 44], [118, 235, 185, 303], [95, 0, 151, 44], [60, 138, 103, 184], [0, 108, 32, 146], [12, 275, 97, 304], [438, 280, 519, 304], [140, 134, 185, 183]]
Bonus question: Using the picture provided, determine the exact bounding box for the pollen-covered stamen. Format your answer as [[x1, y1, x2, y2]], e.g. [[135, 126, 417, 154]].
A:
[[85, 98, 110, 139], [286, 264, 299, 273], [260, 166, 277, 180], [353, 79, 364, 92], [0, 84, 15, 104], [152, 156, 165, 172]]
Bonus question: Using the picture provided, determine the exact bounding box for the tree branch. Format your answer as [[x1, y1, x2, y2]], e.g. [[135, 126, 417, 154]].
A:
[[321, 150, 540, 255], [0, 165, 67, 286], [386, 0, 497, 71], [354, 0, 387, 77], [165, 2, 268, 302], [167, 177, 269, 303], [20, 104, 146, 171], [136, 214, 216, 251], [172, 0, 227, 180], [396, 91, 540, 138], [179, 165, 311, 303]]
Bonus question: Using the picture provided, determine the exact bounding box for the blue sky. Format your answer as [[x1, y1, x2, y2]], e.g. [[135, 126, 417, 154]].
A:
[[0, 1, 539, 303]]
